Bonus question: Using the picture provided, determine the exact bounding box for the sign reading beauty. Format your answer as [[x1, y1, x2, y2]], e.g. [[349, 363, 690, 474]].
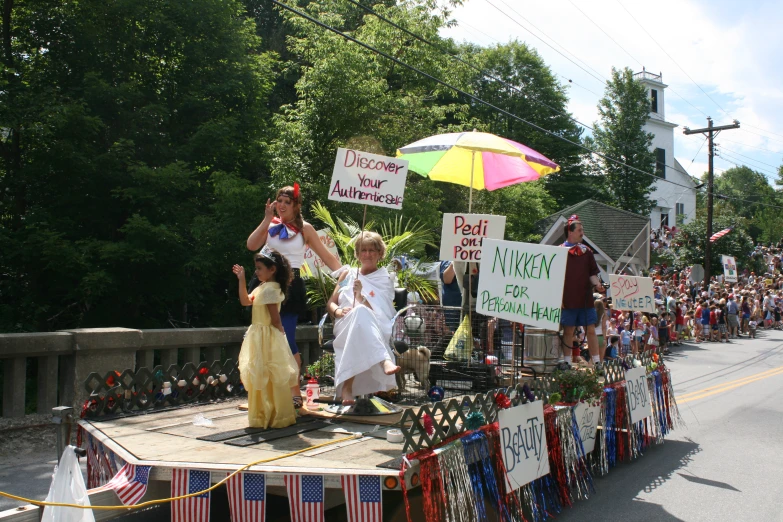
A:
[[608, 274, 655, 313], [624, 366, 652, 424], [721, 255, 738, 283], [476, 239, 567, 330], [302, 229, 339, 276], [498, 400, 549, 492], [439, 213, 506, 262], [329, 148, 408, 209], [573, 402, 601, 454]]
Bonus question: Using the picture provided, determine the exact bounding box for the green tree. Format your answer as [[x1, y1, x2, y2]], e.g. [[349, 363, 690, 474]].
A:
[[465, 41, 589, 208], [0, 0, 277, 332], [589, 67, 656, 214], [661, 207, 755, 275], [710, 165, 782, 241]]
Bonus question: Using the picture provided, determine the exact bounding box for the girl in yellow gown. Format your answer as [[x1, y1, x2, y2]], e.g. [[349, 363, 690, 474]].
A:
[[232, 247, 300, 429]]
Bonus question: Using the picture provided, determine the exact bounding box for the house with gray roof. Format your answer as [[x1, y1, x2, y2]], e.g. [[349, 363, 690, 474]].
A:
[[535, 199, 651, 277]]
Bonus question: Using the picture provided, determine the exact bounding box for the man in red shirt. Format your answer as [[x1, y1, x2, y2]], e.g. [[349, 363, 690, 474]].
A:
[[559, 215, 605, 368]]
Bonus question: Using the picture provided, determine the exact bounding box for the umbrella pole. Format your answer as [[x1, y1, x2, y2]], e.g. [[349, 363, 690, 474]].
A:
[[353, 204, 368, 308], [468, 150, 475, 213]]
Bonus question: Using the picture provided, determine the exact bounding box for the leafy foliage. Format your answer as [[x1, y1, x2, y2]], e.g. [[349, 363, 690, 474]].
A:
[[588, 67, 657, 215]]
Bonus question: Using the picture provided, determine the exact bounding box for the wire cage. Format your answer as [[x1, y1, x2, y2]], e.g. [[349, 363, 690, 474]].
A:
[[390, 304, 534, 403], [313, 304, 537, 404]]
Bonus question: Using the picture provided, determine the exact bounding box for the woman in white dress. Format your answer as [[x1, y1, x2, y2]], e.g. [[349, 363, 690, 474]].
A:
[[326, 232, 400, 405]]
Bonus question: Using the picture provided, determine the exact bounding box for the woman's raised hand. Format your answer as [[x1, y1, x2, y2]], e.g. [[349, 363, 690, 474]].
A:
[[232, 264, 246, 280], [264, 198, 276, 221], [353, 279, 363, 298]]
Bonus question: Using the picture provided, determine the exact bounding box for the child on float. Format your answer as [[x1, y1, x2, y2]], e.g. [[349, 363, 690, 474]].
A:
[[232, 247, 299, 429]]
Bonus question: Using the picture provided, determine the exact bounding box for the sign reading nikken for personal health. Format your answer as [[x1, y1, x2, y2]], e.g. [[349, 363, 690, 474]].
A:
[[476, 239, 567, 330], [329, 148, 408, 210]]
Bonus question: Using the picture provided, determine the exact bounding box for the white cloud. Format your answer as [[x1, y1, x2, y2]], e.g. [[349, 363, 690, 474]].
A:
[[440, 0, 783, 181]]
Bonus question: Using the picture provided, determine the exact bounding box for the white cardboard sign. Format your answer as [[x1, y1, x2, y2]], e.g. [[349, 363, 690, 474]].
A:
[[721, 255, 738, 283], [498, 400, 549, 492], [328, 148, 408, 209], [302, 229, 339, 276], [608, 274, 656, 313], [476, 239, 567, 330], [439, 213, 506, 262], [624, 366, 652, 424], [573, 402, 601, 454]]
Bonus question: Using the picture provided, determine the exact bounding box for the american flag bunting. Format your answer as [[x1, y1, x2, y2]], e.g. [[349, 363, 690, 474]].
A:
[[172, 469, 211, 522], [342, 475, 382, 522], [93, 464, 151, 505], [285, 474, 325, 522], [226, 472, 266, 522]]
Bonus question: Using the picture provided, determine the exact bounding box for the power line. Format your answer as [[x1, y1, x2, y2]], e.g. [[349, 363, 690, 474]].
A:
[[718, 137, 783, 156], [278, 0, 783, 216], [715, 150, 777, 178], [483, 0, 607, 85], [272, 0, 699, 193], [343, 0, 702, 184], [616, 1, 783, 147], [717, 146, 781, 170]]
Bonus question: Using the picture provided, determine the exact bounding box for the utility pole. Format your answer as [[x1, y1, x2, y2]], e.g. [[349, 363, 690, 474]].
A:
[[683, 117, 740, 289]]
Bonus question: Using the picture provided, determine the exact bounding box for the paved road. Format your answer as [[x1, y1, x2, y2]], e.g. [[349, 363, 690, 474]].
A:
[[557, 328, 783, 522]]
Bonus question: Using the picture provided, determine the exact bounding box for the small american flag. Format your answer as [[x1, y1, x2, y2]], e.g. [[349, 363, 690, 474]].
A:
[[226, 472, 266, 522], [93, 464, 151, 505], [342, 475, 382, 522], [172, 469, 211, 522], [285, 474, 324, 522], [710, 227, 733, 242], [86, 435, 100, 488]]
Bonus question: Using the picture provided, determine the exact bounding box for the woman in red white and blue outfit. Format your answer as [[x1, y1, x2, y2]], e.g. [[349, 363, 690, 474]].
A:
[[247, 184, 341, 407]]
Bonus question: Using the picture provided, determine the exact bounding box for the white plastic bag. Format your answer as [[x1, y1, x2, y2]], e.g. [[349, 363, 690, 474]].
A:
[[41, 445, 96, 522]]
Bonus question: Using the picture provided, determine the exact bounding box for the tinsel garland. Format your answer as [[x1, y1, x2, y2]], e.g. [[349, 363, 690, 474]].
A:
[[560, 407, 594, 500], [543, 406, 571, 508], [436, 440, 477, 522], [463, 431, 509, 522], [419, 451, 448, 522]]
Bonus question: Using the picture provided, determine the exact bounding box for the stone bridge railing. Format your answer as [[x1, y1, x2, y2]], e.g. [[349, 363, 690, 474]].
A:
[[0, 325, 322, 418]]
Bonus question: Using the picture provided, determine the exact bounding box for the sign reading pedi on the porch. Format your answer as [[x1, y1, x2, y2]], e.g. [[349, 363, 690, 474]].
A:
[[439, 213, 506, 262], [329, 148, 409, 209], [497, 400, 550, 492], [476, 239, 567, 330]]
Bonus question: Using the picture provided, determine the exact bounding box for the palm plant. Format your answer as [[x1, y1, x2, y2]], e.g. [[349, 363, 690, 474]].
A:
[[304, 203, 439, 306]]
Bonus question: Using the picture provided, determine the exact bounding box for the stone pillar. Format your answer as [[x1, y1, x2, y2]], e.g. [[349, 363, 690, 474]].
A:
[[65, 328, 143, 411], [37, 355, 59, 413], [3, 356, 26, 417]]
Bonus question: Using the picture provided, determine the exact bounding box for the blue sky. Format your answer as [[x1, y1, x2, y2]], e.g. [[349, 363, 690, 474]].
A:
[[440, 0, 783, 184]]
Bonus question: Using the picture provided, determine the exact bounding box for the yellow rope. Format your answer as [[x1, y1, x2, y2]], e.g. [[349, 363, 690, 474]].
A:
[[0, 433, 362, 511]]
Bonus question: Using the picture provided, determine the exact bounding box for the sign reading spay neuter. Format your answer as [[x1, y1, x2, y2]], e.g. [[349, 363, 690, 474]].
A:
[[476, 239, 567, 330], [609, 274, 655, 313], [498, 400, 549, 492], [440, 213, 506, 262], [329, 148, 408, 209]]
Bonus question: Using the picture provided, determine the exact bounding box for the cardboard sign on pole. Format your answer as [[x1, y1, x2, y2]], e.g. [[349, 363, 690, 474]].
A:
[[328, 148, 408, 210], [302, 229, 340, 276], [476, 239, 567, 330], [498, 400, 549, 492], [608, 274, 656, 313], [439, 213, 506, 262], [624, 366, 652, 424], [721, 255, 738, 283]]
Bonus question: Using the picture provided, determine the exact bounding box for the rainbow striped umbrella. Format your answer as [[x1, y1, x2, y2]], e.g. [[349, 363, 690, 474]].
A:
[[396, 131, 560, 210]]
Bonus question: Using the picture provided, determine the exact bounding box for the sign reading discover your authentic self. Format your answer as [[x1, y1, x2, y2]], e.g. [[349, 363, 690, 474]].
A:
[[608, 274, 656, 313], [498, 400, 549, 492], [329, 148, 409, 210], [439, 213, 506, 262], [624, 366, 653, 424], [476, 239, 567, 330]]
